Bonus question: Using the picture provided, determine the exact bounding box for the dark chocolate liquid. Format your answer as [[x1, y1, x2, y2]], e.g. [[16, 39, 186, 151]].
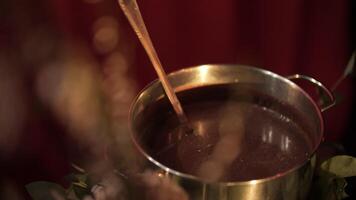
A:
[[142, 84, 312, 182]]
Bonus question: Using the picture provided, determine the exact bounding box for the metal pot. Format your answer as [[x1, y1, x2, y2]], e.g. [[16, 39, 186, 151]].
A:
[[129, 64, 335, 200]]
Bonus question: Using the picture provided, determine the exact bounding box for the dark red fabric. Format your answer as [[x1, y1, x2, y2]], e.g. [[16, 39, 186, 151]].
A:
[[1, 0, 354, 198]]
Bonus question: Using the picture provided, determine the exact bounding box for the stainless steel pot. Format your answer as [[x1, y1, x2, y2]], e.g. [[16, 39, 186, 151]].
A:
[[129, 64, 335, 200]]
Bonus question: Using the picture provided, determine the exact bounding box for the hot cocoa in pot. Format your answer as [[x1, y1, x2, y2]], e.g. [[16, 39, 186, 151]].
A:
[[141, 83, 313, 182]]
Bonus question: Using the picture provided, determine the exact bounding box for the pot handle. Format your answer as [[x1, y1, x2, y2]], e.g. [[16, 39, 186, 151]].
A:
[[286, 74, 336, 112]]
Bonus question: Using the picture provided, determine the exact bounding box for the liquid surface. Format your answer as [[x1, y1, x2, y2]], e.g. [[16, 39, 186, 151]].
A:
[[142, 84, 313, 182]]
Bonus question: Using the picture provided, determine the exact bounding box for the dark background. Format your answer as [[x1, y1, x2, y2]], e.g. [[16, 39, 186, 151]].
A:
[[0, 0, 355, 198]]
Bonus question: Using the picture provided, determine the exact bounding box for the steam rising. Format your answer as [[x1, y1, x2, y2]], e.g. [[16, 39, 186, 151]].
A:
[[197, 103, 246, 182]]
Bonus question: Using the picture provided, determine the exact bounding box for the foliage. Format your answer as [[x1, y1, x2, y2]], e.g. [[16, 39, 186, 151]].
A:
[[310, 155, 356, 200], [26, 156, 356, 200], [26, 172, 92, 200]]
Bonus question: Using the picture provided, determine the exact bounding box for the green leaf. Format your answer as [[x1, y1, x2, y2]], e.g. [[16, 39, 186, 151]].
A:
[[310, 155, 356, 200], [333, 178, 348, 199], [74, 173, 88, 183], [66, 173, 88, 183], [321, 155, 356, 178], [72, 183, 91, 199], [25, 181, 66, 200], [63, 172, 92, 199]]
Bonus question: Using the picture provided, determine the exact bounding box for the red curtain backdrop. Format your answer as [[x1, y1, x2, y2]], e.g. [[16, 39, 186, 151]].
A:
[[0, 0, 354, 198]]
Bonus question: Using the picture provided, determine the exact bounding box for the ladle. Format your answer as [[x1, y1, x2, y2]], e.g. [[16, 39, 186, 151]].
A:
[[118, 0, 189, 125]]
